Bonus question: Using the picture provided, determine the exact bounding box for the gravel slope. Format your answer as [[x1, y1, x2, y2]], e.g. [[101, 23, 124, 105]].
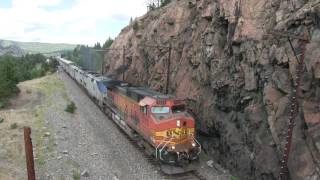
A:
[[40, 71, 164, 180]]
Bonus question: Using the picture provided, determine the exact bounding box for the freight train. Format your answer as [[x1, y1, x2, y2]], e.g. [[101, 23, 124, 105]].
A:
[[57, 57, 201, 174]]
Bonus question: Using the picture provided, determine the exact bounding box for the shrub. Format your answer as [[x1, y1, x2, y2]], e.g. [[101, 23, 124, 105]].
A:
[[0, 100, 7, 109], [0, 117, 4, 123], [72, 169, 80, 180], [160, 0, 171, 7], [0, 54, 49, 109], [10, 123, 17, 129], [133, 21, 139, 32], [65, 102, 76, 113], [230, 176, 240, 180]]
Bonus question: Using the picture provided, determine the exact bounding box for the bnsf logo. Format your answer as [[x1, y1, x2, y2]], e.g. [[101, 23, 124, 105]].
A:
[[166, 128, 189, 137]]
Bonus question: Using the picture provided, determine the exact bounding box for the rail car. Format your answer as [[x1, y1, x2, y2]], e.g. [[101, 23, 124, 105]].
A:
[[57, 57, 201, 174]]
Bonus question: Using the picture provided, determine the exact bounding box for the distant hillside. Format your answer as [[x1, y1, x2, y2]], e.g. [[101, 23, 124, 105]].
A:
[[0, 39, 77, 56], [0, 42, 24, 56]]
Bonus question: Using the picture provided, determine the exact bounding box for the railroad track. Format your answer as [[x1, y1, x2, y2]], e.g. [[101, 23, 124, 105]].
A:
[[129, 138, 206, 179], [125, 132, 207, 180], [165, 171, 207, 180]]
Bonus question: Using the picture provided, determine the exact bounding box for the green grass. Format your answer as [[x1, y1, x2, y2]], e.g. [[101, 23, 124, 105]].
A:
[[10, 123, 17, 129], [72, 169, 80, 180], [32, 74, 66, 170], [65, 102, 76, 114]]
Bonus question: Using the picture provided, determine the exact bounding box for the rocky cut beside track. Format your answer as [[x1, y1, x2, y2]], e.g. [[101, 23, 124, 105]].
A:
[[104, 0, 320, 179]]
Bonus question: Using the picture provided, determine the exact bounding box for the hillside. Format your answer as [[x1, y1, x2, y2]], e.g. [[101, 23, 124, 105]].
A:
[[104, 0, 320, 179], [0, 39, 76, 56]]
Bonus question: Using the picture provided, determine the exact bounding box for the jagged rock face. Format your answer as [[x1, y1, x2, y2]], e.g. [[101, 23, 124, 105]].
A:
[[104, 0, 320, 179]]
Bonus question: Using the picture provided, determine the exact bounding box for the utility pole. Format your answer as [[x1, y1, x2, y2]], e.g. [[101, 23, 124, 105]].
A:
[[165, 43, 172, 94], [101, 53, 105, 75], [122, 46, 126, 81]]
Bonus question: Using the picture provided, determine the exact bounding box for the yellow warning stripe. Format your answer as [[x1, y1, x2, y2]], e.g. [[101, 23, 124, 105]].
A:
[[154, 128, 194, 138]]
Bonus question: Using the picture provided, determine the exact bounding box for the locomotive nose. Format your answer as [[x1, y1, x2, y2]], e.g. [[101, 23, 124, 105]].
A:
[[176, 119, 188, 128]]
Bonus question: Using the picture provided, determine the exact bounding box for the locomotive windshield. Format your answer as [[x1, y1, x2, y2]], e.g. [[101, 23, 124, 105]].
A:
[[172, 105, 186, 113], [151, 106, 170, 114]]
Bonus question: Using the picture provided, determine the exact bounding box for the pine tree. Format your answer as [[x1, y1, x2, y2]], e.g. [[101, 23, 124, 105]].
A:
[[102, 38, 114, 49]]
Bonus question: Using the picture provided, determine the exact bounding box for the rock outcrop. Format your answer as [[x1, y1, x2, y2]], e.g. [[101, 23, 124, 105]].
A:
[[104, 0, 320, 179]]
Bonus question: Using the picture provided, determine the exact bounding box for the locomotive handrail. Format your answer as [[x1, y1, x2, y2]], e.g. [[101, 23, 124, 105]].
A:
[[155, 137, 173, 160], [159, 138, 174, 161], [192, 137, 202, 156], [155, 138, 166, 160]]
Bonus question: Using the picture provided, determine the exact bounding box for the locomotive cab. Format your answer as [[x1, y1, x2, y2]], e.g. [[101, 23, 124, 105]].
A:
[[143, 98, 201, 166]]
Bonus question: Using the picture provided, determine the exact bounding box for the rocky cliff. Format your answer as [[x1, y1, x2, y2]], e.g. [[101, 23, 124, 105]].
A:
[[104, 0, 320, 179]]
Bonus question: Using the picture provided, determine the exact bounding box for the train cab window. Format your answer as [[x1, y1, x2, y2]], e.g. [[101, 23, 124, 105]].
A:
[[140, 105, 148, 114], [172, 105, 186, 113], [151, 106, 170, 114]]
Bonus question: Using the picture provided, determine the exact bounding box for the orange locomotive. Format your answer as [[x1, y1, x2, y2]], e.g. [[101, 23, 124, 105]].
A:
[[102, 81, 201, 174], [57, 56, 201, 174]]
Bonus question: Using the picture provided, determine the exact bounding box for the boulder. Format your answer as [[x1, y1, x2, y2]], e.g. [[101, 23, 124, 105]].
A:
[[44, 132, 51, 137], [81, 169, 89, 177], [272, 68, 291, 94], [263, 83, 284, 113], [303, 101, 320, 127], [206, 160, 214, 168], [314, 61, 320, 79]]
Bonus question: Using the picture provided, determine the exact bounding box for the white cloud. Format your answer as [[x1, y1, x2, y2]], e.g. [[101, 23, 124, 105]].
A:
[[0, 0, 147, 45]]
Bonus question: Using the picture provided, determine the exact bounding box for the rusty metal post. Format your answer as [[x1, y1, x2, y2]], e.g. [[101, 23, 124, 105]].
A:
[[278, 31, 309, 180], [24, 127, 36, 180], [165, 43, 172, 95], [122, 46, 126, 81]]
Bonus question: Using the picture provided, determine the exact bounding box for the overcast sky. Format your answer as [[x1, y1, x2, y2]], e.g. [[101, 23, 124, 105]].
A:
[[0, 0, 147, 45]]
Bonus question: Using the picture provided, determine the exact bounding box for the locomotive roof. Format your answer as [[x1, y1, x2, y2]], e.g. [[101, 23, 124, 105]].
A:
[[127, 86, 170, 99], [116, 85, 172, 102], [58, 57, 74, 65]]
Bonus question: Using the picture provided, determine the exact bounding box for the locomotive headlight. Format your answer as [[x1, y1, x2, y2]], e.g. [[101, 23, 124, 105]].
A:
[[172, 146, 175, 150], [192, 143, 196, 147], [177, 120, 180, 127]]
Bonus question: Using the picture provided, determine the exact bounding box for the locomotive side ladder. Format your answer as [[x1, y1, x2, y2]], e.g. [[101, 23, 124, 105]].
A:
[[270, 30, 310, 180]]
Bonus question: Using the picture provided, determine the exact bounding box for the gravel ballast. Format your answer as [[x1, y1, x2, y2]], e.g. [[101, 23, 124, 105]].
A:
[[38, 71, 164, 180]]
